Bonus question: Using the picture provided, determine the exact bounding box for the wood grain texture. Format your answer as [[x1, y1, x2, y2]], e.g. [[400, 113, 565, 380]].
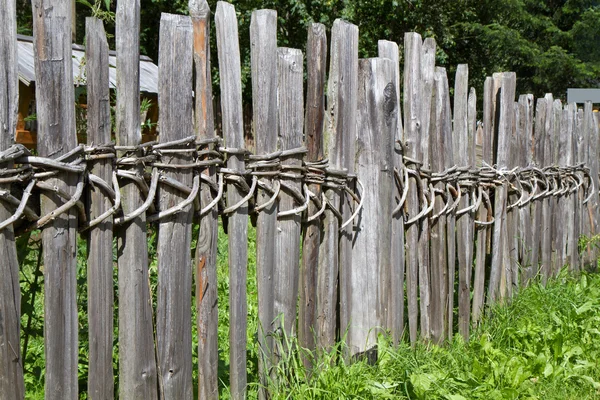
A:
[[377, 40, 404, 343], [454, 64, 473, 340], [300, 23, 326, 361], [156, 14, 194, 400], [0, 0, 24, 397], [250, 11, 277, 388], [31, 1, 79, 398], [403, 32, 422, 345], [350, 57, 395, 358], [115, 0, 159, 397], [328, 20, 358, 344], [430, 67, 451, 343], [274, 47, 304, 340], [582, 102, 599, 269], [517, 94, 534, 285], [85, 17, 114, 400], [190, 1, 219, 398], [540, 94, 554, 284], [558, 103, 574, 273], [551, 99, 563, 276], [215, 4, 248, 398]]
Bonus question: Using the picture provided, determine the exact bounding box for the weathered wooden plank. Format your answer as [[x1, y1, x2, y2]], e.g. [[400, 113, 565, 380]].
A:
[[0, 0, 24, 397], [85, 17, 114, 400], [115, 0, 159, 396], [31, 1, 79, 398], [574, 107, 585, 271], [582, 102, 599, 269], [327, 20, 358, 345], [249, 10, 278, 391], [403, 32, 422, 345], [155, 14, 194, 400], [507, 100, 519, 291], [472, 78, 493, 325], [558, 103, 574, 273], [551, 99, 563, 276], [418, 38, 435, 340], [430, 67, 451, 343], [540, 94, 554, 284], [350, 57, 395, 359], [531, 97, 546, 281], [488, 72, 516, 304], [300, 23, 326, 358], [378, 40, 404, 344], [454, 64, 473, 339], [569, 104, 581, 272], [189, 2, 219, 398], [274, 46, 304, 341], [518, 94, 534, 285], [215, 4, 248, 398]]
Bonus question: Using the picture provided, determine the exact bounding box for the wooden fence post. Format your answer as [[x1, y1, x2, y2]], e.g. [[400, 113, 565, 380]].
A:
[[429, 67, 451, 343], [85, 17, 114, 400], [506, 100, 519, 292], [517, 94, 534, 285], [274, 46, 304, 342], [403, 32, 422, 345], [31, 1, 79, 398], [551, 99, 563, 276], [531, 97, 547, 282], [377, 40, 405, 344], [568, 103, 580, 273], [300, 22, 326, 361], [582, 102, 599, 268], [215, 3, 248, 398], [454, 64, 473, 340], [115, 0, 159, 396], [189, 1, 219, 398], [540, 94, 555, 284], [249, 11, 278, 389], [0, 0, 24, 397], [155, 13, 194, 400], [350, 57, 395, 359]]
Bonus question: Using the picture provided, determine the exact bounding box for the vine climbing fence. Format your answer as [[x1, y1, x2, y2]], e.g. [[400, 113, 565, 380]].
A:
[[1, 0, 599, 399]]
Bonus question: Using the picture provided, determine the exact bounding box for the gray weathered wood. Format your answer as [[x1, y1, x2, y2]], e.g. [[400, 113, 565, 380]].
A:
[[31, 1, 79, 398], [582, 102, 599, 269], [115, 0, 159, 396], [350, 57, 395, 358], [249, 11, 278, 389], [215, 4, 248, 398], [189, 1, 219, 398], [403, 32, 422, 345], [85, 17, 114, 400], [430, 67, 451, 343], [472, 77, 493, 325], [531, 97, 547, 281], [0, 0, 24, 397], [558, 103, 574, 274], [540, 94, 554, 284], [328, 20, 358, 344], [488, 72, 516, 304], [551, 99, 563, 276], [300, 23, 326, 358], [518, 94, 534, 285], [156, 14, 194, 400], [274, 47, 304, 341], [418, 38, 435, 340], [506, 100, 519, 293], [454, 64, 473, 339], [568, 103, 580, 272], [377, 40, 404, 344]]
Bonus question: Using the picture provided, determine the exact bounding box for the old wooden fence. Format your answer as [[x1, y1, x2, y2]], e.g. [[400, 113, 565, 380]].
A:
[[1, 0, 599, 399]]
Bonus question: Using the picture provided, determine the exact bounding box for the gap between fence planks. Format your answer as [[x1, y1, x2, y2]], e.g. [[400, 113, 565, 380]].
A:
[[215, 3, 248, 399], [31, 1, 80, 398], [85, 17, 114, 400], [0, 0, 24, 397]]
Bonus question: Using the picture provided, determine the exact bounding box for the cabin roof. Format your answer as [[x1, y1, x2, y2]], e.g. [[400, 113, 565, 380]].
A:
[[17, 34, 159, 94]]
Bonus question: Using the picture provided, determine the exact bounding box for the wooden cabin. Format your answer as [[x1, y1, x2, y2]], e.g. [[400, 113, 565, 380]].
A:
[[16, 34, 159, 149]]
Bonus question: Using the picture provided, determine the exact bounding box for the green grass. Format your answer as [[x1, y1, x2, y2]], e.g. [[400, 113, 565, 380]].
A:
[[17, 224, 600, 399]]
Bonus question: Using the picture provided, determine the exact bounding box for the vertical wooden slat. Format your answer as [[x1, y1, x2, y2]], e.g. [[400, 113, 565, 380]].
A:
[[430, 67, 451, 343], [326, 20, 358, 344], [488, 72, 516, 304], [350, 57, 395, 359], [403, 32, 422, 345], [190, 1, 219, 398], [215, 3, 248, 398], [274, 47, 304, 339], [507, 101, 520, 291], [0, 0, 24, 397], [454, 64, 473, 339], [249, 10, 278, 391], [300, 22, 326, 359], [156, 13, 194, 400], [472, 78, 493, 325], [582, 102, 599, 269], [85, 17, 114, 400], [418, 38, 435, 340], [569, 103, 581, 272], [558, 103, 574, 273], [31, 1, 79, 398], [518, 94, 534, 285], [551, 99, 563, 276], [115, 0, 159, 396], [540, 94, 554, 284], [378, 40, 405, 344], [531, 97, 547, 282]]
